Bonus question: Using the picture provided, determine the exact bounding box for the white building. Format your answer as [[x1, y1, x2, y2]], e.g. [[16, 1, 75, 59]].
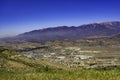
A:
[[75, 55, 93, 60]]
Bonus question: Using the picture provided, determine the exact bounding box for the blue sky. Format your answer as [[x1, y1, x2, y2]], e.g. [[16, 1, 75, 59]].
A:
[[0, 0, 120, 38]]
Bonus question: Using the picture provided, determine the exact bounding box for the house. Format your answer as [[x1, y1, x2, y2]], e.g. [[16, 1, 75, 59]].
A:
[[74, 55, 93, 60], [57, 56, 65, 59]]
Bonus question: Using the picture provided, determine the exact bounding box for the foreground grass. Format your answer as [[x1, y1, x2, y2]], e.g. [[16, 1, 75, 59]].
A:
[[0, 69, 120, 80]]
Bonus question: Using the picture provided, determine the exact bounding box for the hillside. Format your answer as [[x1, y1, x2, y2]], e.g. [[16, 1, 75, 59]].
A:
[[0, 48, 68, 72], [0, 38, 120, 80]]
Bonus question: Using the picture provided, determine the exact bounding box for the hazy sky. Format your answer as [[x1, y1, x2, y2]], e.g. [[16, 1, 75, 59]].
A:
[[0, 0, 120, 38]]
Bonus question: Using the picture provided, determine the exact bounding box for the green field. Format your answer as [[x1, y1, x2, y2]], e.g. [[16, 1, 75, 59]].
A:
[[0, 69, 120, 80]]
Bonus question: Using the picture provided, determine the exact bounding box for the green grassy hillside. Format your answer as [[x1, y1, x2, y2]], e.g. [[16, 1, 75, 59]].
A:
[[0, 69, 120, 80]]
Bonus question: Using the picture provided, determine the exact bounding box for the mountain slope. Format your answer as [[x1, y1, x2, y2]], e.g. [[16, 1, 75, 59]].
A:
[[113, 33, 120, 38], [1, 21, 120, 42]]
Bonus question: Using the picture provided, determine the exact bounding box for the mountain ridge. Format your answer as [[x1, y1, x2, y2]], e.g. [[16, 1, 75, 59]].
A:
[[1, 21, 120, 42]]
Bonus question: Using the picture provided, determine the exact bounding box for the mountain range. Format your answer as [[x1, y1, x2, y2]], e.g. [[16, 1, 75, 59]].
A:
[[1, 21, 120, 42]]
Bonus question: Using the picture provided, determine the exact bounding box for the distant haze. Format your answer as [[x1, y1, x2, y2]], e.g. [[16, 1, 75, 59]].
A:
[[0, 0, 120, 38]]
